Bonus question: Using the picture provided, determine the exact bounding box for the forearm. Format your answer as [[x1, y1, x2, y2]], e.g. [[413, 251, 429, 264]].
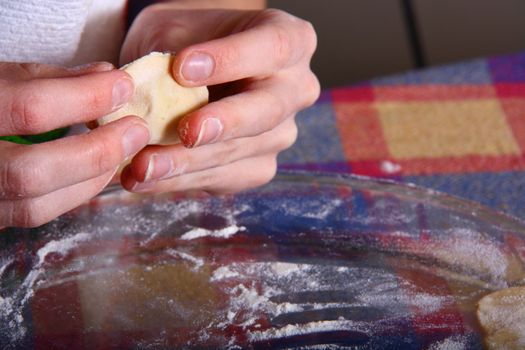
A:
[[160, 0, 266, 10]]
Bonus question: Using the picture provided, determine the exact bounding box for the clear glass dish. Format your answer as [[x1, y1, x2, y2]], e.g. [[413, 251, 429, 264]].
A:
[[1, 171, 524, 349]]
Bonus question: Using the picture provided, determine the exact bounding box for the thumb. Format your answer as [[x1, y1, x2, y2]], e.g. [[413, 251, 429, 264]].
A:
[[119, 7, 241, 65]]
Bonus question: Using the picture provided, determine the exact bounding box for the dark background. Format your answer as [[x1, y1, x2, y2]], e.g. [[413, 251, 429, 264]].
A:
[[268, 0, 525, 87]]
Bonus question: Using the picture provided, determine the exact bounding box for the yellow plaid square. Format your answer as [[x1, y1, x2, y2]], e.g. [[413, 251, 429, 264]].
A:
[[377, 99, 520, 159]]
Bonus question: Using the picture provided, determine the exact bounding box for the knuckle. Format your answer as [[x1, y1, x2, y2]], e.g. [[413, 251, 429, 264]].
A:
[[137, 5, 157, 20], [134, 3, 165, 26], [271, 25, 293, 69], [263, 8, 296, 23], [139, 20, 169, 53], [17, 63, 42, 79], [263, 9, 317, 63], [10, 200, 45, 228], [1, 155, 43, 198], [214, 43, 241, 73], [85, 133, 121, 174], [260, 90, 287, 130], [300, 20, 318, 56], [257, 8, 288, 24], [9, 85, 45, 134], [276, 120, 298, 151], [86, 88, 107, 112], [216, 140, 241, 166], [154, 27, 171, 49], [256, 157, 278, 186], [303, 73, 321, 107], [197, 172, 222, 193], [139, 3, 165, 18]]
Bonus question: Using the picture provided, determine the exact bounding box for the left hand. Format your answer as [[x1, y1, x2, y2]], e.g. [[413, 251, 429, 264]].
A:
[[119, 4, 319, 194]]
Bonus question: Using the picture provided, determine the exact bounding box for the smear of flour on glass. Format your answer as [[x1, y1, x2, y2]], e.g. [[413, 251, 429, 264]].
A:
[[37, 232, 90, 265], [139, 201, 203, 245], [427, 335, 469, 350], [206, 261, 452, 344], [402, 228, 511, 285], [248, 319, 368, 342], [180, 225, 245, 240], [211, 266, 240, 281], [165, 249, 204, 270], [283, 198, 343, 220], [0, 232, 92, 344]]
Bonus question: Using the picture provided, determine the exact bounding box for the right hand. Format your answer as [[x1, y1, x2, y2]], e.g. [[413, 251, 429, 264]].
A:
[[0, 62, 150, 228]]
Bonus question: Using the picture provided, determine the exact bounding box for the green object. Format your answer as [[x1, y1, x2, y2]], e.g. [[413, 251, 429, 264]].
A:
[[0, 128, 69, 145], [0, 135, 32, 144]]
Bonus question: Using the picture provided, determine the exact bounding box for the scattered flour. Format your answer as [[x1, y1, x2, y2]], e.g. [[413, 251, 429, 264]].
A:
[[270, 262, 303, 277], [0, 187, 514, 348], [211, 266, 240, 281], [0, 232, 93, 344], [380, 160, 402, 174], [427, 335, 469, 350], [165, 249, 204, 270], [400, 228, 512, 285], [283, 198, 343, 220], [0, 258, 13, 278], [180, 225, 245, 240], [207, 261, 453, 345], [248, 319, 367, 342], [36, 232, 90, 265]]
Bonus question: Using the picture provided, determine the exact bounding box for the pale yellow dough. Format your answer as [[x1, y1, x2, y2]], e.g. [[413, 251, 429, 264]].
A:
[[477, 286, 525, 350], [98, 52, 209, 145]]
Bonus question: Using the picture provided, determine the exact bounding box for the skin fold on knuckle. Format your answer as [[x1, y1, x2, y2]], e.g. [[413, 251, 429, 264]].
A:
[[300, 19, 318, 58], [85, 84, 112, 116], [17, 63, 43, 80], [138, 24, 166, 57], [215, 139, 243, 166], [8, 199, 45, 228], [8, 85, 46, 134], [276, 119, 298, 151], [303, 72, 321, 108], [257, 88, 287, 132], [289, 70, 320, 111], [121, 4, 164, 61], [211, 43, 241, 80], [194, 169, 238, 195], [261, 157, 278, 184], [85, 132, 122, 175], [243, 158, 279, 192], [268, 10, 313, 69], [0, 156, 42, 199], [270, 25, 293, 71]]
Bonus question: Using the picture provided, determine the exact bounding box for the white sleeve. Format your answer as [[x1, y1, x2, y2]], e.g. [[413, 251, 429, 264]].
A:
[[70, 0, 128, 66], [0, 0, 92, 65]]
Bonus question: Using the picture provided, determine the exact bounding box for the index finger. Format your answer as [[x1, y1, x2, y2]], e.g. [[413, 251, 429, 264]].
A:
[[0, 70, 134, 135], [171, 9, 317, 86]]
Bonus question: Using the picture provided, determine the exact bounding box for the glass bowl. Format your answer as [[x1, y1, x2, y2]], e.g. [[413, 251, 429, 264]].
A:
[[1, 171, 524, 349]]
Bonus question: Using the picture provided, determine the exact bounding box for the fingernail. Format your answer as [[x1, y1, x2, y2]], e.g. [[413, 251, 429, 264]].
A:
[[195, 118, 223, 147], [122, 123, 150, 158], [181, 52, 214, 82], [112, 77, 134, 110], [68, 62, 114, 73], [145, 153, 174, 182]]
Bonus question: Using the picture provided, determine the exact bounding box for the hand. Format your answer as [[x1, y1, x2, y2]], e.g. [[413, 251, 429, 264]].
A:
[[119, 5, 320, 194], [0, 63, 150, 227]]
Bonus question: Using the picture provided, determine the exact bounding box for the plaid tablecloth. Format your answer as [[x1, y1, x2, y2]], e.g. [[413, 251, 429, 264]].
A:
[[280, 51, 525, 221]]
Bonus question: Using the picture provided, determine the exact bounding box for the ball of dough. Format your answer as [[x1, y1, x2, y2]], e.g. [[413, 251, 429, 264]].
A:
[[98, 52, 209, 145], [477, 286, 525, 349]]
